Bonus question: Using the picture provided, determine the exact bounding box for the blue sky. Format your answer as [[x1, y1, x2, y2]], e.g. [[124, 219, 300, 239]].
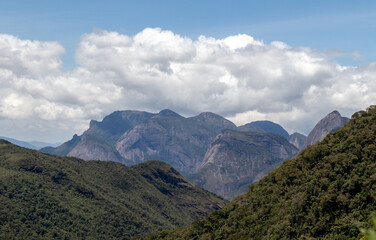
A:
[[1, 1, 376, 142], [1, 1, 375, 69]]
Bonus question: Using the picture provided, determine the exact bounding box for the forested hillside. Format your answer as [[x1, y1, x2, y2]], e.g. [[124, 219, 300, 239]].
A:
[[0, 140, 226, 239]]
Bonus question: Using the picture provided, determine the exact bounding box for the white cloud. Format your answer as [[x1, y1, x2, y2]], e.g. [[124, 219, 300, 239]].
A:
[[1, 28, 376, 141], [0, 34, 64, 76]]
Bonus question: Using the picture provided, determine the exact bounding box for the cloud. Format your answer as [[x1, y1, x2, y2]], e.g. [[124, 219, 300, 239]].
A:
[[75, 28, 339, 116], [1, 28, 376, 141], [0, 34, 64, 76]]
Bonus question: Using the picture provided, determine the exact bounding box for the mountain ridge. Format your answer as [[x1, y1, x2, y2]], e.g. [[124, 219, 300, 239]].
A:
[[0, 139, 226, 239]]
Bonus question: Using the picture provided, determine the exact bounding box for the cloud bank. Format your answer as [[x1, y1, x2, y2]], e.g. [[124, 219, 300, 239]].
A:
[[0, 28, 375, 141]]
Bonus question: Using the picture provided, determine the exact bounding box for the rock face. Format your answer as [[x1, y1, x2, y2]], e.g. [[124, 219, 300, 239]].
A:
[[41, 109, 237, 176], [301, 111, 349, 150], [67, 134, 126, 163], [85, 110, 155, 146], [188, 130, 299, 198], [40, 110, 155, 161], [116, 110, 237, 175], [288, 132, 307, 150], [238, 120, 290, 139], [40, 134, 82, 156]]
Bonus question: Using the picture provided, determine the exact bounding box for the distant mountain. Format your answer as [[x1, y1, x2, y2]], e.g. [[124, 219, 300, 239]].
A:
[[116, 110, 237, 175], [0, 136, 59, 150], [40, 110, 155, 158], [0, 136, 36, 149], [288, 132, 307, 150], [237, 124, 264, 133], [147, 106, 376, 240], [0, 140, 226, 239], [238, 120, 289, 139], [28, 141, 61, 149], [40, 109, 237, 176], [40, 133, 82, 156], [301, 110, 349, 150], [188, 130, 298, 199], [85, 110, 156, 146]]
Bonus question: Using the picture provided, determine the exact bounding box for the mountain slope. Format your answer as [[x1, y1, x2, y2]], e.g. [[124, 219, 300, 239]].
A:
[[288, 132, 307, 150], [85, 110, 156, 146], [238, 120, 289, 139], [40, 134, 81, 156], [40, 110, 155, 157], [0, 140, 226, 239], [40, 110, 236, 176], [67, 134, 126, 163], [116, 110, 237, 175], [147, 106, 376, 240], [188, 130, 298, 199], [301, 110, 349, 150]]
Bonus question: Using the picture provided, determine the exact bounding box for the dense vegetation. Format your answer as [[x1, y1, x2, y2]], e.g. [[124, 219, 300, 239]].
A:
[[147, 106, 376, 240], [0, 141, 226, 239]]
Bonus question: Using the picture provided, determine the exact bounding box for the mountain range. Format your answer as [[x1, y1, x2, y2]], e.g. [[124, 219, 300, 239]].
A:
[[147, 106, 376, 239], [0, 136, 60, 150], [0, 107, 357, 239], [39, 109, 349, 199], [0, 140, 226, 239]]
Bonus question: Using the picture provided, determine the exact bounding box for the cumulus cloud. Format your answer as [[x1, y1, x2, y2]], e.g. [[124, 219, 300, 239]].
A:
[[1, 28, 376, 141]]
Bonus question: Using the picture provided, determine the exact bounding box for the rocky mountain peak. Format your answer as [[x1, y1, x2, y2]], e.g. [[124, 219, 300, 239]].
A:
[[158, 109, 182, 117], [288, 132, 307, 150], [196, 112, 224, 119], [191, 112, 237, 130], [301, 110, 349, 150], [238, 120, 289, 139]]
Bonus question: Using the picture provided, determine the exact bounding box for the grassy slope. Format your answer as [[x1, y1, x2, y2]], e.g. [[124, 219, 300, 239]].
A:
[[0, 140, 226, 239], [147, 106, 376, 240]]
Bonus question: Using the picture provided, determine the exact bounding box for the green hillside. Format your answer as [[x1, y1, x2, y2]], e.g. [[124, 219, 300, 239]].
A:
[[147, 106, 376, 240], [0, 140, 226, 239]]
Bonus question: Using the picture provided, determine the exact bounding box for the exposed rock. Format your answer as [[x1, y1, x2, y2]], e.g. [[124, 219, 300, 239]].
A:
[[83, 110, 155, 146], [116, 110, 236, 175], [238, 120, 289, 139], [67, 134, 127, 164], [188, 130, 298, 198], [40, 110, 154, 158], [288, 132, 307, 150], [40, 134, 81, 156], [301, 110, 349, 150], [190, 112, 237, 132]]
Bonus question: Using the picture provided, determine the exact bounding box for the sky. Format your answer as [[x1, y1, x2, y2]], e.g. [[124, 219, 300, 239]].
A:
[[1, 1, 376, 143]]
